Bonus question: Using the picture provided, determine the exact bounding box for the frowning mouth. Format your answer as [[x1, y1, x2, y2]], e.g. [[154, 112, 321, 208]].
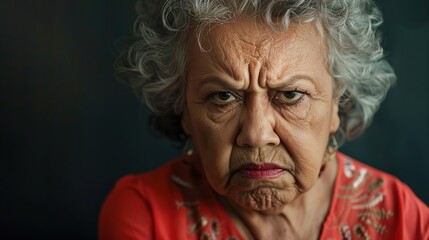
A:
[[236, 163, 286, 179]]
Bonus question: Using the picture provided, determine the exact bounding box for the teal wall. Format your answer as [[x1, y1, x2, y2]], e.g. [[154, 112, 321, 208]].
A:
[[0, 0, 427, 239]]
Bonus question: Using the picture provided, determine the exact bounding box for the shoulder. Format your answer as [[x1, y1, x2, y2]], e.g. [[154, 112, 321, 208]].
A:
[[98, 156, 243, 239], [337, 152, 425, 207], [112, 157, 182, 194], [332, 152, 429, 239], [105, 157, 186, 205], [98, 157, 190, 240]]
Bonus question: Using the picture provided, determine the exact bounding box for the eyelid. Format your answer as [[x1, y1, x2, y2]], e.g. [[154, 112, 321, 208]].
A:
[[272, 90, 306, 105], [207, 91, 241, 105]]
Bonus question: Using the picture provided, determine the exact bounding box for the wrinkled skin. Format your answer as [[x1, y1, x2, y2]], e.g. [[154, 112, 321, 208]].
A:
[[181, 17, 340, 238]]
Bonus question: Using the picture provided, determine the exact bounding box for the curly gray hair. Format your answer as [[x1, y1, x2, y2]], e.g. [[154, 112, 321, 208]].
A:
[[116, 0, 396, 145]]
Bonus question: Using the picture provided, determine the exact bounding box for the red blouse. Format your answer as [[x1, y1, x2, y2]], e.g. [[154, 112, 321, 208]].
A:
[[99, 153, 429, 239]]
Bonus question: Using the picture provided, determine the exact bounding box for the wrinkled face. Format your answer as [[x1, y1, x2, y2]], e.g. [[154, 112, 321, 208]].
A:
[[182, 18, 340, 214]]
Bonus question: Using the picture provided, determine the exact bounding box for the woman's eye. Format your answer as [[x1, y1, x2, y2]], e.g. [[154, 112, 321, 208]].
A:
[[274, 91, 304, 104], [209, 92, 238, 105]]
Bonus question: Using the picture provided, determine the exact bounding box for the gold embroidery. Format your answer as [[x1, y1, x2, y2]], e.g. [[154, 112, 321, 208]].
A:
[[353, 223, 370, 240], [336, 159, 394, 240], [351, 192, 384, 210], [359, 215, 387, 234], [351, 193, 369, 203], [344, 158, 356, 178], [200, 216, 208, 227], [367, 178, 384, 192], [358, 208, 393, 220], [211, 220, 220, 238], [188, 216, 209, 233], [340, 168, 369, 190], [172, 161, 240, 239], [171, 175, 194, 189], [337, 189, 365, 199], [340, 223, 352, 240]]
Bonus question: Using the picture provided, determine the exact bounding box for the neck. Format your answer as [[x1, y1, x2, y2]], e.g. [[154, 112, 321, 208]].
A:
[[220, 156, 338, 239]]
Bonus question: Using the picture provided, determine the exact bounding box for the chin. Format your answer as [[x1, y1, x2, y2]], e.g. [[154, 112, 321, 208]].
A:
[[231, 186, 299, 214]]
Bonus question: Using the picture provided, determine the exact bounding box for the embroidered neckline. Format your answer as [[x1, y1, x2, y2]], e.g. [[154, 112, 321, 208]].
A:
[[322, 153, 394, 240]]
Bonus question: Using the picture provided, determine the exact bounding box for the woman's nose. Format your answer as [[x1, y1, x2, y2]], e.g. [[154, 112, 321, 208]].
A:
[[236, 99, 280, 148]]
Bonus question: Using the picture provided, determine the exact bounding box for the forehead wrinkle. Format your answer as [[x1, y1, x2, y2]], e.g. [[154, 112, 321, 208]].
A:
[[205, 36, 246, 85], [193, 19, 329, 93], [235, 34, 273, 64], [264, 25, 328, 89], [262, 35, 297, 87], [207, 19, 280, 87]]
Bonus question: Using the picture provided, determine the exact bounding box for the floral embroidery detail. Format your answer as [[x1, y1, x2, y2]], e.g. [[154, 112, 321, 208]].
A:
[[344, 157, 356, 178], [171, 175, 194, 189], [337, 188, 365, 199], [340, 223, 352, 240], [340, 168, 368, 190], [367, 178, 384, 192], [172, 160, 240, 239], [187, 215, 209, 234], [351, 193, 369, 203], [353, 223, 370, 240], [358, 208, 393, 220], [211, 220, 220, 238], [359, 214, 387, 234], [335, 159, 394, 240], [351, 192, 384, 210], [201, 216, 209, 227]]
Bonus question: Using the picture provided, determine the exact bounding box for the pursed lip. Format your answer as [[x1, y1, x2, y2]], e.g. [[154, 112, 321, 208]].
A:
[[236, 163, 286, 179]]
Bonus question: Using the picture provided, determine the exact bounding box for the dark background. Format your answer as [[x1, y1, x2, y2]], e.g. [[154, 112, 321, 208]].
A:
[[0, 0, 428, 239]]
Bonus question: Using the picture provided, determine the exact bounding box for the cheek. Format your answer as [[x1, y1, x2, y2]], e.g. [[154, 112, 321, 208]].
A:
[[277, 130, 327, 190], [277, 97, 312, 120], [274, 107, 331, 189], [190, 112, 240, 194]]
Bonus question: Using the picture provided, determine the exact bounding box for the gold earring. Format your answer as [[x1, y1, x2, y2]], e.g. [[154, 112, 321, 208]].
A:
[[183, 138, 193, 156], [323, 134, 338, 163]]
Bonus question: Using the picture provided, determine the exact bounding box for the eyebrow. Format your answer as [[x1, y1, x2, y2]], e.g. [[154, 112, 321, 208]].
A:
[[197, 73, 317, 91], [267, 74, 317, 88], [197, 75, 243, 90]]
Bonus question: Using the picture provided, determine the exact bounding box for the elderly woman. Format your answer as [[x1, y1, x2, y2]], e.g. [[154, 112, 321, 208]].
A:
[[99, 0, 429, 239]]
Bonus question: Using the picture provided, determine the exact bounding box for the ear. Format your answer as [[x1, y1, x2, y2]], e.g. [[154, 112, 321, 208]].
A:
[[181, 106, 192, 136], [330, 99, 340, 133]]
